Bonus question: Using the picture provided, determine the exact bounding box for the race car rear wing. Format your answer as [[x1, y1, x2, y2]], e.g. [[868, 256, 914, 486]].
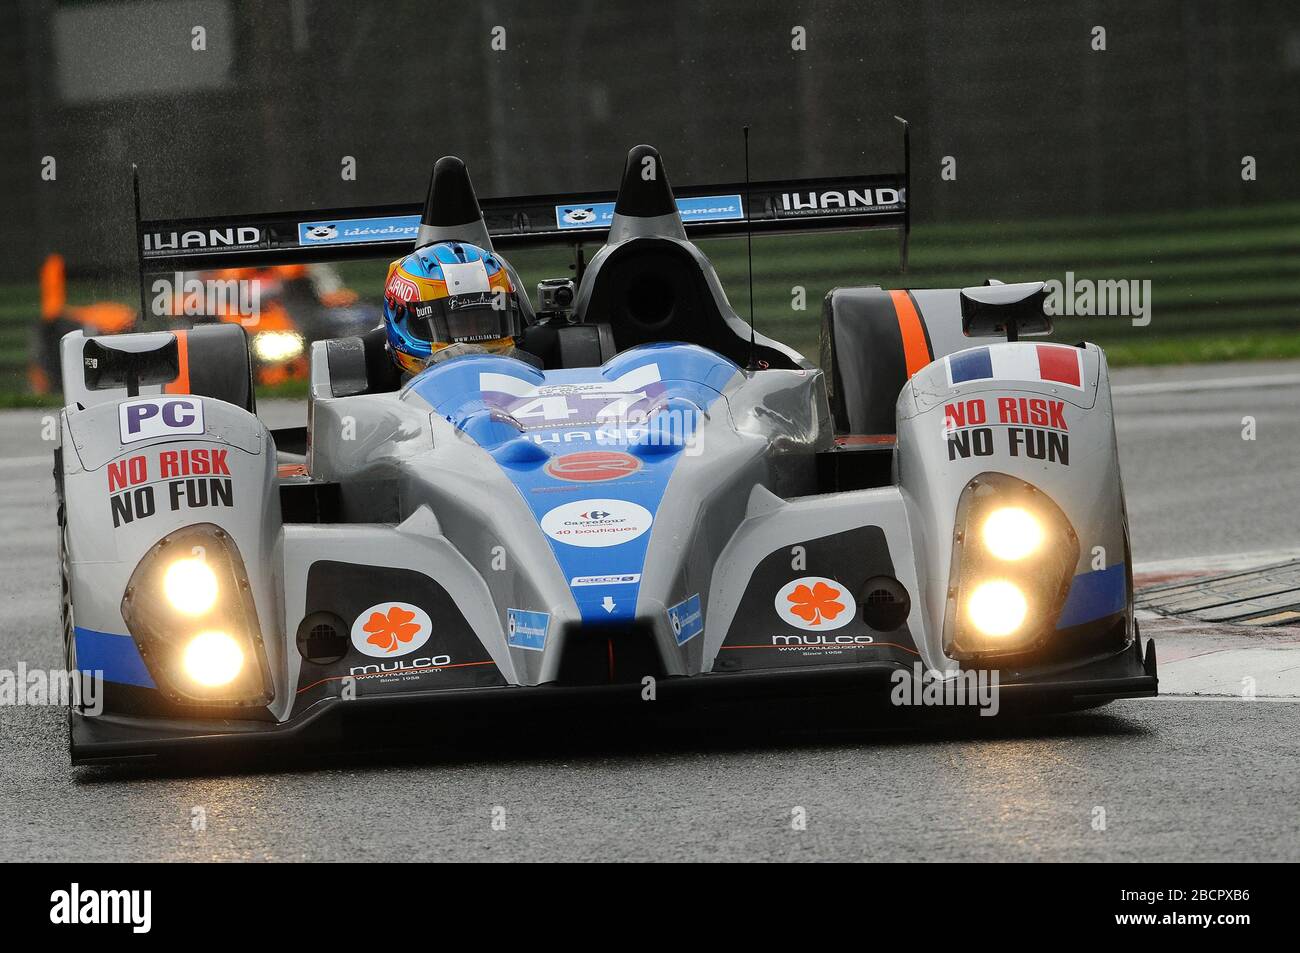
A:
[[133, 119, 911, 276]]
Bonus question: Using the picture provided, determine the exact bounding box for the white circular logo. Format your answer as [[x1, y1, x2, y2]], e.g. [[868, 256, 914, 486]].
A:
[[540, 499, 653, 548], [351, 602, 433, 657], [774, 577, 854, 631]]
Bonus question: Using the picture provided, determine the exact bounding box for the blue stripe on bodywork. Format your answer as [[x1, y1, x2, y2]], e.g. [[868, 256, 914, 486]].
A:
[[409, 344, 739, 624], [1056, 562, 1127, 629], [74, 626, 155, 688], [948, 347, 993, 383]]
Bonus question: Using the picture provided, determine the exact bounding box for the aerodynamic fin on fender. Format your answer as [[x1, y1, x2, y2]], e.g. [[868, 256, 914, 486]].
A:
[[415, 155, 495, 252]]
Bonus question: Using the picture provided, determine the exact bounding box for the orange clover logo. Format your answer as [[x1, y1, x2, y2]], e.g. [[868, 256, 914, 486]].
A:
[[363, 605, 423, 654], [785, 581, 846, 627]]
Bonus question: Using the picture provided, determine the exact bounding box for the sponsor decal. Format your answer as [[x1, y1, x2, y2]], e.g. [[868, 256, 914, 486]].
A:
[[668, 594, 704, 646], [106, 448, 233, 528], [350, 602, 433, 658], [507, 608, 550, 651], [297, 214, 421, 246], [544, 450, 642, 483], [775, 577, 855, 631], [779, 188, 901, 215], [540, 499, 653, 548], [774, 632, 876, 646], [349, 655, 453, 678], [942, 396, 1070, 466], [554, 194, 744, 230], [386, 271, 420, 302], [481, 363, 664, 429], [946, 343, 1084, 390], [142, 226, 261, 253], [718, 527, 919, 671], [118, 396, 204, 444], [570, 573, 641, 587]]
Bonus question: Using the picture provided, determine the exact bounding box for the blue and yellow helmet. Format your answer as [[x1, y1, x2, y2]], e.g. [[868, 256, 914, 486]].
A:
[[382, 241, 523, 375]]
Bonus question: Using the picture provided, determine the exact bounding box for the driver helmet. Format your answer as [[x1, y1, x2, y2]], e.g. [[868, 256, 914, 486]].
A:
[[382, 241, 524, 375]]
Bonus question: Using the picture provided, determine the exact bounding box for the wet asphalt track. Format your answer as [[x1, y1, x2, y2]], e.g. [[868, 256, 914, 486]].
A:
[[0, 361, 1297, 861]]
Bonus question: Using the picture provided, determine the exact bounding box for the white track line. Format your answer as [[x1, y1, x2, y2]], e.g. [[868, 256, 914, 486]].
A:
[[1134, 549, 1300, 576], [1112, 373, 1300, 396], [0, 455, 50, 470]]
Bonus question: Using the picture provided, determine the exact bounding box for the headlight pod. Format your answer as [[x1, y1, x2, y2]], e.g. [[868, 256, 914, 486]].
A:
[[121, 523, 272, 706], [943, 473, 1079, 661]]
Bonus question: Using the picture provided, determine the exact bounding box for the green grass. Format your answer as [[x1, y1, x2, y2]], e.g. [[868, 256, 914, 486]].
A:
[[0, 391, 62, 409], [1100, 330, 1300, 366]]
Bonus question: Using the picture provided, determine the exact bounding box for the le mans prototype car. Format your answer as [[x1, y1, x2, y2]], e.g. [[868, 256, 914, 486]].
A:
[[55, 131, 1157, 762]]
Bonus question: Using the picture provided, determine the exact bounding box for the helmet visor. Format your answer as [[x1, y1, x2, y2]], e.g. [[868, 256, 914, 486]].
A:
[[394, 291, 523, 346]]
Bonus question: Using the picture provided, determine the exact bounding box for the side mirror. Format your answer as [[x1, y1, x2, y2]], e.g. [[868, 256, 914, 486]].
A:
[[960, 280, 1052, 341], [83, 332, 179, 396]]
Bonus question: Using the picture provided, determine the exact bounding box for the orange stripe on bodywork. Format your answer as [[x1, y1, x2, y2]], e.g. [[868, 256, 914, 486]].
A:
[[836, 434, 897, 448], [165, 329, 191, 394], [888, 289, 931, 378]]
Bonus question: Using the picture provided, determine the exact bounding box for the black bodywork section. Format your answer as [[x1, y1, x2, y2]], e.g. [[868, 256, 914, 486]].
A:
[[821, 287, 931, 435], [716, 526, 920, 672], [293, 561, 506, 708]]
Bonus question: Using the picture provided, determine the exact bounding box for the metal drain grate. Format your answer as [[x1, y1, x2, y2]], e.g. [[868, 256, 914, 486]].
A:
[[1137, 559, 1300, 626]]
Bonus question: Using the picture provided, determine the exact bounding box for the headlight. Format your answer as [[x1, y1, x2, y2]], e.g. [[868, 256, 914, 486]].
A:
[[163, 557, 218, 615], [981, 506, 1043, 561], [943, 473, 1078, 661], [181, 631, 244, 687], [251, 330, 304, 363], [966, 580, 1028, 636], [121, 523, 271, 706]]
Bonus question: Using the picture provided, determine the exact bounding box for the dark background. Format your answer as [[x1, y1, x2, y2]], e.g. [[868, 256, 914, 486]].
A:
[[5, 0, 1297, 277], [1, 0, 1297, 391]]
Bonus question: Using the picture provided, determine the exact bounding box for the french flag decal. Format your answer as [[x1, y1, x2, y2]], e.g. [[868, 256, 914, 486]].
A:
[[947, 343, 1084, 391]]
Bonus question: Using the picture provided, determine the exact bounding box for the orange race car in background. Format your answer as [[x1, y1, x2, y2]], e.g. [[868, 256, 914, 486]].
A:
[[28, 254, 375, 392]]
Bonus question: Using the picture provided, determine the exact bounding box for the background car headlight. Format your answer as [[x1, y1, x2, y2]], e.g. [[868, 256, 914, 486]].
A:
[[251, 330, 304, 363], [943, 473, 1079, 661], [121, 523, 271, 706], [981, 506, 1043, 561]]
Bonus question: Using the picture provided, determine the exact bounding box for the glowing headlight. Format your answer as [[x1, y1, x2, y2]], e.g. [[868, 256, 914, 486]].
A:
[[966, 580, 1028, 636], [943, 473, 1080, 661], [121, 523, 271, 706], [252, 330, 304, 362], [982, 506, 1044, 561], [181, 631, 244, 687], [163, 557, 218, 615]]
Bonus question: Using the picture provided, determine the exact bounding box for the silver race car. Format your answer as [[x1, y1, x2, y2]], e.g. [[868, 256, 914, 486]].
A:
[[55, 134, 1156, 763]]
